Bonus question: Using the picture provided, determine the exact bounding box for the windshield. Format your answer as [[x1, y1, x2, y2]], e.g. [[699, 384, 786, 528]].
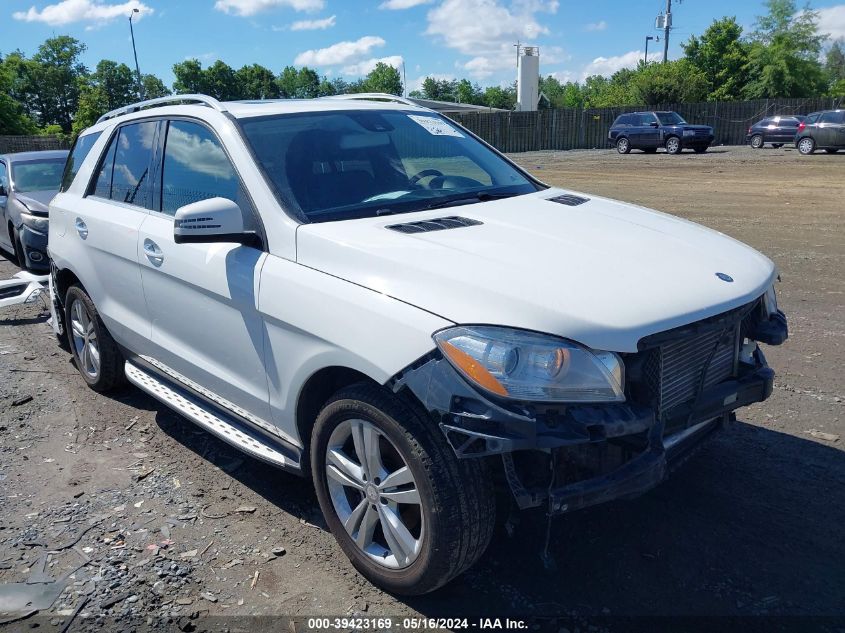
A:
[[656, 112, 687, 125], [12, 158, 66, 193], [239, 110, 539, 222]]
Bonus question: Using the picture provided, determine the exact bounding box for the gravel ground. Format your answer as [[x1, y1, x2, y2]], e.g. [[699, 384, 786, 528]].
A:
[[0, 144, 843, 630]]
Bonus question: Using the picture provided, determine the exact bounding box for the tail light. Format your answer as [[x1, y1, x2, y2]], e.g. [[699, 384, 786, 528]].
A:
[[797, 121, 806, 133]]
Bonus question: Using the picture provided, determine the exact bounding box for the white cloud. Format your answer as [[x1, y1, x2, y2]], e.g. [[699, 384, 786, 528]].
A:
[[584, 20, 607, 32], [341, 55, 404, 76], [13, 0, 152, 26], [424, 0, 558, 78], [580, 50, 659, 79], [290, 14, 335, 30], [294, 35, 386, 66], [817, 4, 845, 40], [214, 0, 323, 17], [379, 0, 432, 8]]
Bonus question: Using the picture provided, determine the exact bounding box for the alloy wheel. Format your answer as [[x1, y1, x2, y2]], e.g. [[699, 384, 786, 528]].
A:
[[325, 418, 423, 569], [617, 138, 629, 154], [70, 299, 100, 379], [751, 135, 763, 149], [666, 137, 681, 154], [798, 138, 815, 155]]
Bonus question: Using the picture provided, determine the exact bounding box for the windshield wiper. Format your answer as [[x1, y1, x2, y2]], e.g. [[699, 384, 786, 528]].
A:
[[422, 191, 523, 211]]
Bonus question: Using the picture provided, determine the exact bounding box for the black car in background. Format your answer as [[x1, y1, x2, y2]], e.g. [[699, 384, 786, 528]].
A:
[[746, 115, 805, 149], [608, 111, 715, 155], [795, 110, 845, 155]]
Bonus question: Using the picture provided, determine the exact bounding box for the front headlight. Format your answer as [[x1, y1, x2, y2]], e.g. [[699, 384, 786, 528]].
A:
[[763, 284, 779, 317], [433, 326, 625, 403], [20, 212, 48, 233]]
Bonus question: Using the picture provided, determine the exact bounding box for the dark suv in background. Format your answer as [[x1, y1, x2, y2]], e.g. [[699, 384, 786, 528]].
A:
[[746, 115, 805, 149], [608, 111, 715, 155], [795, 110, 845, 155]]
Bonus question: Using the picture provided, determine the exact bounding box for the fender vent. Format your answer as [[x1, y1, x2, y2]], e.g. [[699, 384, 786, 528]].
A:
[[386, 216, 483, 234], [548, 193, 590, 206]]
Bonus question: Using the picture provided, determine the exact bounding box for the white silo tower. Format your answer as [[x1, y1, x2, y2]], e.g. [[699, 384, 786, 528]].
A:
[[516, 46, 539, 112]]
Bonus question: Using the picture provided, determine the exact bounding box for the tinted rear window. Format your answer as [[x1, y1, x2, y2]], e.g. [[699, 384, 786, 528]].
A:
[[61, 132, 101, 192], [90, 121, 156, 208]]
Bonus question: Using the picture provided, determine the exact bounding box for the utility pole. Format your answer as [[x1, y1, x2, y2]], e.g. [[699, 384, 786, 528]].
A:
[[663, 0, 671, 63], [129, 8, 144, 100]]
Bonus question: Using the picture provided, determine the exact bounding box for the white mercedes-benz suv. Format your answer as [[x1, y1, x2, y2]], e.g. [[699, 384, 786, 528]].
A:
[[48, 94, 787, 595]]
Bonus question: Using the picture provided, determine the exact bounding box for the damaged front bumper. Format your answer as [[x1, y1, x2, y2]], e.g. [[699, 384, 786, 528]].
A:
[[391, 308, 787, 516]]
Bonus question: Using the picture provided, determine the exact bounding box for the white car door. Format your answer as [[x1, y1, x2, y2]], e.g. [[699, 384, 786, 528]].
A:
[[136, 118, 272, 428], [57, 121, 156, 351]]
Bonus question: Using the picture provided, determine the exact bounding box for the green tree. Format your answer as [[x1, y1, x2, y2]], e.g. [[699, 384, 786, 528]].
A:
[[630, 59, 709, 104], [236, 64, 280, 99], [825, 40, 845, 86], [141, 74, 171, 99], [18, 36, 88, 131], [683, 17, 750, 101], [362, 62, 403, 95], [0, 55, 36, 134], [455, 78, 483, 104], [277, 66, 320, 98], [173, 59, 208, 94], [204, 60, 240, 100], [420, 77, 457, 101], [743, 0, 828, 98], [481, 84, 516, 109]]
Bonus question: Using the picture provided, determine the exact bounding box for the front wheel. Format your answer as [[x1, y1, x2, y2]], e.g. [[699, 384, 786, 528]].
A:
[[616, 137, 631, 154], [750, 134, 764, 149], [665, 136, 682, 154], [65, 285, 125, 392], [798, 137, 816, 155], [311, 384, 496, 595]]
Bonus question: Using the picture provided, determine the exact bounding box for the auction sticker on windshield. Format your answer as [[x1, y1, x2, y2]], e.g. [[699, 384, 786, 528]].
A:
[[408, 115, 465, 137]]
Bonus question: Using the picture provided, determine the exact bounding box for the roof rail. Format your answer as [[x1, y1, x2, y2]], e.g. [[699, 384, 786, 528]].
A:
[[320, 93, 422, 108], [96, 94, 226, 124]]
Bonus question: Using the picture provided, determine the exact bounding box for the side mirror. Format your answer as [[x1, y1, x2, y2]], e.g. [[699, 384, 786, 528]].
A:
[[173, 197, 259, 247]]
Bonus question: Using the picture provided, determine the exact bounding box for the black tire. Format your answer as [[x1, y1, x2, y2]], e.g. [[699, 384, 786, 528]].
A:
[[797, 137, 816, 155], [694, 146, 708, 154], [616, 137, 631, 154], [311, 383, 496, 595], [772, 143, 784, 149], [750, 134, 764, 149], [64, 284, 125, 392], [665, 136, 682, 154]]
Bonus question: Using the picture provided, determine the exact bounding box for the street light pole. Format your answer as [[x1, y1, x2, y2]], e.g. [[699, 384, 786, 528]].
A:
[[644, 36, 654, 64], [129, 8, 144, 100]]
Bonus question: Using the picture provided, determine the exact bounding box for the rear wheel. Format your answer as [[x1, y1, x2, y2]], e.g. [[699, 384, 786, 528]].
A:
[[750, 134, 764, 149], [65, 285, 125, 392], [616, 137, 631, 154], [311, 384, 496, 595], [798, 137, 816, 155], [665, 136, 682, 154]]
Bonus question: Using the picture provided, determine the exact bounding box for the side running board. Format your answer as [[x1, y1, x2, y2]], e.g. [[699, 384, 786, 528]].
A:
[[125, 362, 300, 472]]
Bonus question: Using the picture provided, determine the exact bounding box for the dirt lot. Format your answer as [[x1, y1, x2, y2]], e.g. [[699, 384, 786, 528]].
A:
[[1, 145, 843, 629]]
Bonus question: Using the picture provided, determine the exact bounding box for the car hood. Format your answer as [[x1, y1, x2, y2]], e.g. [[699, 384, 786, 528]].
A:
[[15, 190, 56, 214], [296, 189, 776, 353]]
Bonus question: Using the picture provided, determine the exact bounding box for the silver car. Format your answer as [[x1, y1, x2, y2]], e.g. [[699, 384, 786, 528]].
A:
[[0, 150, 69, 271]]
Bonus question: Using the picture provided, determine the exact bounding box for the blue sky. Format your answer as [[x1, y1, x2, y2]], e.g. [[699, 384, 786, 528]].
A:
[[3, 0, 845, 92]]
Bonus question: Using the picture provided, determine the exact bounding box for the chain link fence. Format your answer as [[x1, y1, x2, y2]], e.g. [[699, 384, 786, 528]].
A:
[[0, 135, 70, 154]]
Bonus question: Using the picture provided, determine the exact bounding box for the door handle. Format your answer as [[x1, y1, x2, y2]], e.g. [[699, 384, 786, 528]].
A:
[[143, 238, 164, 266], [74, 218, 88, 240]]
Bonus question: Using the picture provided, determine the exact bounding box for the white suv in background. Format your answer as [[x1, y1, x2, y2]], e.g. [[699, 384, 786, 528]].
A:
[[49, 94, 788, 595]]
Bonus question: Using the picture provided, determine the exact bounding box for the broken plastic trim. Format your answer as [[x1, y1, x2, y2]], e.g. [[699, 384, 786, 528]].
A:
[[0, 271, 49, 309]]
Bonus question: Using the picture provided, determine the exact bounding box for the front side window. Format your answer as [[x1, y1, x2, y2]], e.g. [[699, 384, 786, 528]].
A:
[[655, 112, 686, 125], [91, 121, 156, 208], [0, 162, 7, 191], [240, 109, 538, 222], [11, 158, 67, 193], [61, 132, 101, 192], [160, 120, 243, 216]]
